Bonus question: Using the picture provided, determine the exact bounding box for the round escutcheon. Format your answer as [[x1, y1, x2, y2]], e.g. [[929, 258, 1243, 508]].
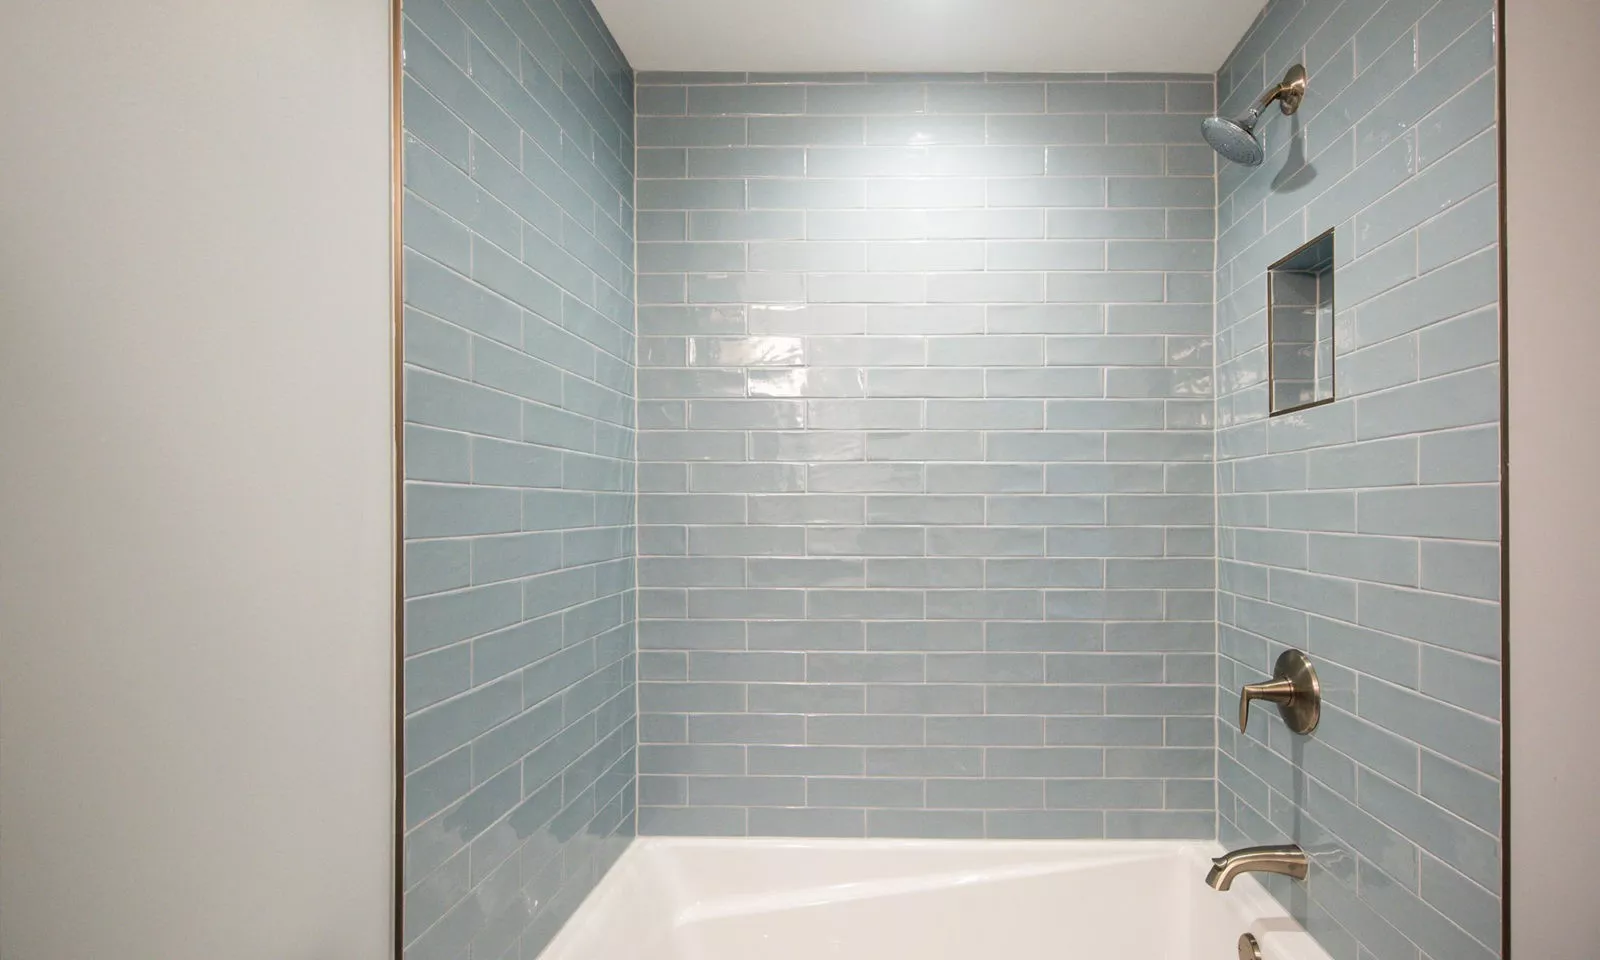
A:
[[1238, 932, 1264, 960]]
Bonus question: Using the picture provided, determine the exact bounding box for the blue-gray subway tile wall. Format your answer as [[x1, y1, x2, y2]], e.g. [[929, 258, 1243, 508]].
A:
[[1214, 2, 1500, 959], [634, 73, 1220, 841], [398, 6, 1505, 959], [400, 0, 636, 956]]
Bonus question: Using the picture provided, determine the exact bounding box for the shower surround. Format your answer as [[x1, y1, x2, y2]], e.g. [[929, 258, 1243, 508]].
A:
[[634, 72, 1221, 840], [1213, 2, 1502, 960], [398, 0, 637, 957], [396, 1, 1506, 959]]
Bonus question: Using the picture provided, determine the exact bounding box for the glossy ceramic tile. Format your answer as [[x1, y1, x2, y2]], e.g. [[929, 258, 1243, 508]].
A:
[[637, 72, 1217, 842], [400, 0, 636, 957], [1213, 2, 1501, 959]]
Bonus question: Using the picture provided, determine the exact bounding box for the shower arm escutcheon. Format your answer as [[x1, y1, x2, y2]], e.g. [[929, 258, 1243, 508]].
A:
[[1238, 649, 1320, 735], [1259, 63, 1308, 117]]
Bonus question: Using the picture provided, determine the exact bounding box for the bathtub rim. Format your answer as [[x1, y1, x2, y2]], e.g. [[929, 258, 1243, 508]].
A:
[[537, 836, 1333, 960]]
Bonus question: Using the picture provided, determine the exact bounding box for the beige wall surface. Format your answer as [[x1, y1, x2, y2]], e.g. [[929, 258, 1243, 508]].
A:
[[1506, 1, 1600, 956], [0, 1, 396, 957]]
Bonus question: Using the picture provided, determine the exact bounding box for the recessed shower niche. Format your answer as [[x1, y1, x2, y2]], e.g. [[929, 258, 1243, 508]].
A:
[[1268, 229, 1336, 415]]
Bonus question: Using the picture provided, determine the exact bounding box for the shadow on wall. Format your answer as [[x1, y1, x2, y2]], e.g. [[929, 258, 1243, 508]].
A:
[[1270, 116, 1318, 195]]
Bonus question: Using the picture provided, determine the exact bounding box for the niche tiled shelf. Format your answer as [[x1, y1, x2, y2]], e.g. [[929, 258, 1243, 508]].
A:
[[1267, 229, 1336, 415]]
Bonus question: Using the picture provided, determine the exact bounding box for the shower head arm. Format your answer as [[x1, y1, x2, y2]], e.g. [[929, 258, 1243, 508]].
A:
[[1248, 63, 1308, 118]]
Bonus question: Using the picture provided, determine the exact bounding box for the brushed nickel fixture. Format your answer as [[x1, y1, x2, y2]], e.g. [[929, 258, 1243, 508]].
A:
[[1205, 844, 1310, 891], [1201, 64, 1308, 166], [1238, 649, 1321, 734], [1238, 932, 1264, 960]]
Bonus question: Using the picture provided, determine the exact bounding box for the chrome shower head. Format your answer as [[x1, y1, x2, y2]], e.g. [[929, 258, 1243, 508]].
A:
[[1202, 64, 1308, 167]]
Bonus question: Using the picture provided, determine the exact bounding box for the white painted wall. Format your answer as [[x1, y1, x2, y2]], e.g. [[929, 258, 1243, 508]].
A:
[[1506, 1, 1600, 956], [0, 1, 396, 957]]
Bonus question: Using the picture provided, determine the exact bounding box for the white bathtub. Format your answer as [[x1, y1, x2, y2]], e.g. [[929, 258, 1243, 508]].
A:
[[538, 838, 1331, 960]]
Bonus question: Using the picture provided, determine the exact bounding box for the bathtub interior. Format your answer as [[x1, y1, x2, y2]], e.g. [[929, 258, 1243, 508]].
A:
[[538, 839, 1332, 960]]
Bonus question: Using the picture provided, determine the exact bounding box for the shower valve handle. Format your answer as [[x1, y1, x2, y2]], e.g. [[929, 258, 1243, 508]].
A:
[[1238, 649, 1321, 735], [1238, 678, 1297, 733]]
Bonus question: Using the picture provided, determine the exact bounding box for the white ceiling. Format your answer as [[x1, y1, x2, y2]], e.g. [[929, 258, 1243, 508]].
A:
[[591, 0, 1267, 75]]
